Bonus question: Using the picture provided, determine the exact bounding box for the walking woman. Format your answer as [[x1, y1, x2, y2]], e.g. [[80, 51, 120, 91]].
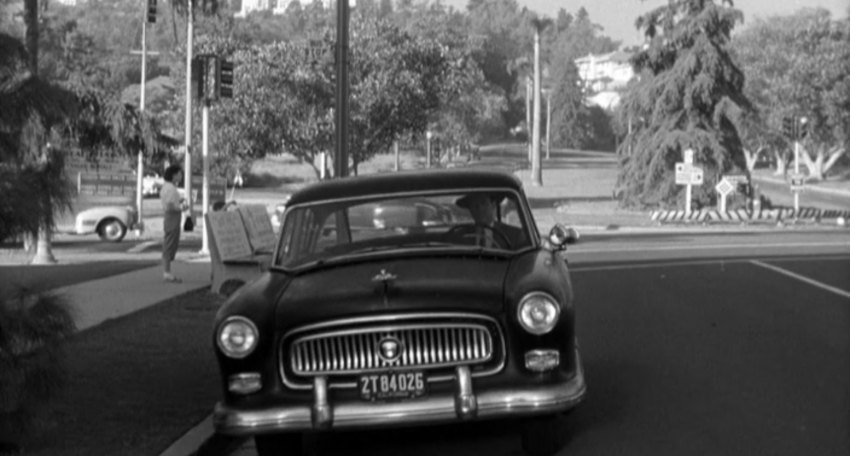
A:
[[160, 165, 188, 282]]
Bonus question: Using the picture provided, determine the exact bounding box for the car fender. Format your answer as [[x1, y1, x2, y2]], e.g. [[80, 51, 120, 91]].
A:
[[75, 205, 136, 235]]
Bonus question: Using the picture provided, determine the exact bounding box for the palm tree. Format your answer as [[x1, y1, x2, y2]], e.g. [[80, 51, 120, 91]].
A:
[[0, 32, 76, 254]]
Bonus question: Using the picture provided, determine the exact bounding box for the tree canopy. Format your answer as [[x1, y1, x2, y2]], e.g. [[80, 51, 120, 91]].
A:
[[615, 0, 751, 209], [733, 8, 850, 180]]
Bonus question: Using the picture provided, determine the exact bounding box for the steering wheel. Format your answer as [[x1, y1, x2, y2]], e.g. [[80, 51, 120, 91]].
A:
[[446, 224, 511, 249]]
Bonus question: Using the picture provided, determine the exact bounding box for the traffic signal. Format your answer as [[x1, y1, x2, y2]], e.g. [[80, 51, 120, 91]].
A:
[[797, 117, 810, 140], [192, 57, 206, 100], [782, 116, 794, 139], [147, 0, 157, 23], [217, 59, 234, 99]]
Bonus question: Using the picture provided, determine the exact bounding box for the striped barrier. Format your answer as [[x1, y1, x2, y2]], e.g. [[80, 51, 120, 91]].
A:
[[651, 207, 850, 225], [650, 209, 709, 223]]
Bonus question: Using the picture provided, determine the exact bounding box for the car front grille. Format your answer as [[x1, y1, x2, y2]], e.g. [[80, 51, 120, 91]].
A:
[[290, 323, 494, 376]]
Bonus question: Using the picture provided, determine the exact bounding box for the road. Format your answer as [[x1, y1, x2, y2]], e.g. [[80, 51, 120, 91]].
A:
[[754, 176, 850, 211], [217, 231, 849, 456]]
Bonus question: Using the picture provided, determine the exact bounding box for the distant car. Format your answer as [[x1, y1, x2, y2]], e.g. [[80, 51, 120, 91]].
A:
[[211, 169, 586, 456], [142, 174, 164, 197]]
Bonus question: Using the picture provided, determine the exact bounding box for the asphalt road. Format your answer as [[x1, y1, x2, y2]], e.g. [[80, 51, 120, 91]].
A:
[[755, 176, 850, 211], [217, 232, 849, 456]]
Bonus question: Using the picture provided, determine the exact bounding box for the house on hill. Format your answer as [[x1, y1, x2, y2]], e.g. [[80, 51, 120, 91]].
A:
[[574, 50, 635, 110]]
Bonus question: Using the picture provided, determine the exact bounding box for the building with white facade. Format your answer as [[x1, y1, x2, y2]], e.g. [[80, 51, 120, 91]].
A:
[[236, 0, 333, 17], [574, 50, 634, 110]]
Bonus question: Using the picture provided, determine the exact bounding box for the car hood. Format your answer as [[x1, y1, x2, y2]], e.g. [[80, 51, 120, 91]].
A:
[[275, 256, 510, 328]]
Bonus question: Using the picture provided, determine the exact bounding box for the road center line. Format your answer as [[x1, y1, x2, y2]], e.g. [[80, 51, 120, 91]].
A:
[[750, 260, 850, 299]]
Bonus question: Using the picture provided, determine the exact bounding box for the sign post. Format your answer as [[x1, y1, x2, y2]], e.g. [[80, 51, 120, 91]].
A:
[[675, 149, 703, 216], [715, 178, 735, 213], [792, 140, 801, 217]]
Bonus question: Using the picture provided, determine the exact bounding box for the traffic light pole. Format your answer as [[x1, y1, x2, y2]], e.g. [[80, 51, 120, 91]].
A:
[[184, 3, 194, 226], [793, 140, 800, 217], [201, 97, 210, 255], [135, 15, 147, 238]]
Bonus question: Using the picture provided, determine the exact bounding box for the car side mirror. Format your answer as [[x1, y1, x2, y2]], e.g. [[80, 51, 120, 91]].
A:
[[548, 224, 579, 250]]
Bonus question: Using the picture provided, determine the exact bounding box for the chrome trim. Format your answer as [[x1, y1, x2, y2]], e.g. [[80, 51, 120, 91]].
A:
[[454, 365, 477, 419], [215, 349, 585, 435], [290, 324, 492, 373], [280, 313, 506, 390], [312, 376, 332, 430]]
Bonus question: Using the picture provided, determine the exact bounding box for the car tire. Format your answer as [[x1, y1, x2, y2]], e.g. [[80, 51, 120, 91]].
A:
[[97, 218, 127, 242], [520, 413, 565, 456], [254, 433, 302, 456]]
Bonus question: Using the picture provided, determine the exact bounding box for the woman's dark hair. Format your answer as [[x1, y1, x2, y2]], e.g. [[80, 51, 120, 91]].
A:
[[163, 165, 182, 182]]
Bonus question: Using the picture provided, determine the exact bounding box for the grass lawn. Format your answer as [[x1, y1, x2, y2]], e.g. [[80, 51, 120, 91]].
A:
[[18, 289, 223, 456]]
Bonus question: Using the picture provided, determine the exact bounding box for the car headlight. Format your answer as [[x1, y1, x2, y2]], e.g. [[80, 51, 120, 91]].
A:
[[217, 316, 259, 359], [517, 292, 560, 335]]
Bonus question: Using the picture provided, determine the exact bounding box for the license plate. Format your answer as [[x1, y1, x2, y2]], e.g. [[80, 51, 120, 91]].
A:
[[358, 371, 427, 402]]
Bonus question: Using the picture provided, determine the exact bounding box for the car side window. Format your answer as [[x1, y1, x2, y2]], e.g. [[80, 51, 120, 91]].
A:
[[501, 198, 522, 229]]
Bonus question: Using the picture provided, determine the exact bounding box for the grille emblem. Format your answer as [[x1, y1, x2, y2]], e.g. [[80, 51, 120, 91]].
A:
[[377, 336, 403, 363]]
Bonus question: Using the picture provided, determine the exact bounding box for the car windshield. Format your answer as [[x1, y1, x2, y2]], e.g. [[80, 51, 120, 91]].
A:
[[276, 190, 533, 268]]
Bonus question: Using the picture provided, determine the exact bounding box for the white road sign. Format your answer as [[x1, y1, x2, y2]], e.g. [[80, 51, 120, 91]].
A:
[[715, 178, 734, 195], [675, 163, 704, 185]]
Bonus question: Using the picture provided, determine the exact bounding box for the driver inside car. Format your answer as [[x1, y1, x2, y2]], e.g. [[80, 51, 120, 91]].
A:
[[455, 193, 527, 248]]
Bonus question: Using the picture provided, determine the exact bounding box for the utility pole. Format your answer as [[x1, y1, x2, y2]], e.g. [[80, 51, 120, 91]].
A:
[[543, 87, 552, 160], [131, 0, 159, 238], [184, 1, 195, 217], [334, 0, 350, 178], [525, 76, 532, 163], [530, 18, 548, 187]]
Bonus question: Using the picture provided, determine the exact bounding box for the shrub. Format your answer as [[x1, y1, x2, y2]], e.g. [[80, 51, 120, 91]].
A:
[[0, 289, 75, 449]]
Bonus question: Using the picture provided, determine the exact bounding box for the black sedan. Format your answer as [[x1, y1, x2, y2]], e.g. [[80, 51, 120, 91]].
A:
[[211, 169, 585, 456]]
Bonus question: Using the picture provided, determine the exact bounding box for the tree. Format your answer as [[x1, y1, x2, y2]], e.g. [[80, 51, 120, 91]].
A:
[[614, 0, 751, 209], [548, 7, 619, 150], [466, 0, 533, 134], [0, 34, 76, 454], [733, 8, 850, 179]]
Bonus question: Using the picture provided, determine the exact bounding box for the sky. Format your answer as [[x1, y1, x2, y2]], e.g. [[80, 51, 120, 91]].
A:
[[442, 0, 850, 47]]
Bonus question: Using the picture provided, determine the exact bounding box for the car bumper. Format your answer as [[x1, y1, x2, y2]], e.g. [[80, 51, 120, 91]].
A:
[[214, 349, 586, 435]]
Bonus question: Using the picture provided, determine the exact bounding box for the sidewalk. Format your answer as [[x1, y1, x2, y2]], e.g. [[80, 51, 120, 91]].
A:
[[59, 259, 211, 332]]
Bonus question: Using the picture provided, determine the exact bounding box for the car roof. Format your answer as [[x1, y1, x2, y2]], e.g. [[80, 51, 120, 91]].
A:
[[286, 168, 525, 206]]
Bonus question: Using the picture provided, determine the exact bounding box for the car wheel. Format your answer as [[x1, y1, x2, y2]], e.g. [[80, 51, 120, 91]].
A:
[[254, 433, 302, 456], [97, 218, 127, 242], [520, 414, 565, 456]]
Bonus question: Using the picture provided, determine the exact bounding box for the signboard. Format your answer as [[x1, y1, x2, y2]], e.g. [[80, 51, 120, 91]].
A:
[[675, 163, 704, 186], [715, 179, 734, 196], [187, 176, 228, 203], [683, 148, 694, 164], [207, 211, 253, 262], [238, 205, 277, 253], [723, 174, 748, 184], [78, 173, 136, 196]]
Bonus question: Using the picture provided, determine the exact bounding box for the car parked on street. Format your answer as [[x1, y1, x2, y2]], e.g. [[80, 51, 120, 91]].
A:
[[211, 169, 585, 456]]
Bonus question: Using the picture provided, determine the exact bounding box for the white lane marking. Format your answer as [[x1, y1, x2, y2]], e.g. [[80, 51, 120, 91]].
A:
[[571, 258, 746, 272], [750, 260, 850, 299], [570, 256, 850, 273], [572, 241, 850, 254]]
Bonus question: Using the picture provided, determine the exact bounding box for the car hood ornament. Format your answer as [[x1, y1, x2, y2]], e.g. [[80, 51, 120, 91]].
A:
[[372, 269, 397, 306], [371, 269, 397, 283]]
